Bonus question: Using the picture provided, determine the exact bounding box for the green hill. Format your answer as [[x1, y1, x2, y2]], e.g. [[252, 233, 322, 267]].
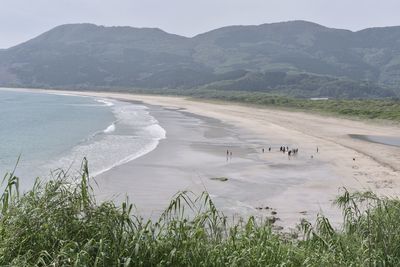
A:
[[1, 21, 400, 98]]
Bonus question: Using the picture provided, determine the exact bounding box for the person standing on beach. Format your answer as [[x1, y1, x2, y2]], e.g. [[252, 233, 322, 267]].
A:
[[226, 150, 229, 161], [317, 146, 319, 153], [269, 147, 271, 152], [230, 151, 233, 160], [262, 148, 265, 153]]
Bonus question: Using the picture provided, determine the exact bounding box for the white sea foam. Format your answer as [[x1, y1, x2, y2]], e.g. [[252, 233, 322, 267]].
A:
[[91, 136, 161, 176], [96, 99, 114, 107], [103, 123, 116, 133], [47, 99, 166, 177]]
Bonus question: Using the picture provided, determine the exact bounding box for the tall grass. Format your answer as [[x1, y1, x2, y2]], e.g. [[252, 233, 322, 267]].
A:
[[0, 160, 399, 266]]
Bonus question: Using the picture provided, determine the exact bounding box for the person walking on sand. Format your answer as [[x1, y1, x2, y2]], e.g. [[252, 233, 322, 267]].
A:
[[230, 151, 233, 160], [317, 146, 319, 153], [262, 148, 265, 153], [226, 150, 229, 161], [269, 147, 271, 152]]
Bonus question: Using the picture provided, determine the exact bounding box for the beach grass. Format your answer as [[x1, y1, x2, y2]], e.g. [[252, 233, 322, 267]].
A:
[[191, 91, 400, 123], [1, 159, 400, 266]]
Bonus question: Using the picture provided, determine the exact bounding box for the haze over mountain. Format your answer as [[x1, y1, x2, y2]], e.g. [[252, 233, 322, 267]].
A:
[[1, 20, 400, 98]]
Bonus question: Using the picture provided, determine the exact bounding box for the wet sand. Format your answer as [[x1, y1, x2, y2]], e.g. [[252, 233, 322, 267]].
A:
[[94, 103, 339, 228], [7, 88, 400, 229], [349, 134, 400, 147]]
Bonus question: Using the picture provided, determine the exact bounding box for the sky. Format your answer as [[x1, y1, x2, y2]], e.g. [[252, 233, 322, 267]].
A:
[[1, 0, 400, 48]]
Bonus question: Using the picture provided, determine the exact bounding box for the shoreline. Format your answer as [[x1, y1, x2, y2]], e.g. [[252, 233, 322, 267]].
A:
[[0, 88, 166, 185], [3, 87, 400, 228], [89, 100, 167, 177]]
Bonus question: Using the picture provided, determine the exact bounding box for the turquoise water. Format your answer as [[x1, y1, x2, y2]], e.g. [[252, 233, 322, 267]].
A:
[[0, 89, 165, 189]]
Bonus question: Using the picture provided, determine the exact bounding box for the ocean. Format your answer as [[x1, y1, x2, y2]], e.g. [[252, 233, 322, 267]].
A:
[[0, 89, 165, 189]]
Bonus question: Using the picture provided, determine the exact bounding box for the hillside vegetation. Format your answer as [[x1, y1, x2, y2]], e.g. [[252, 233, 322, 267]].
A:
[[1, 160, 400, 266], [103, 88, 400, 123], [2, 21, 400, 98]]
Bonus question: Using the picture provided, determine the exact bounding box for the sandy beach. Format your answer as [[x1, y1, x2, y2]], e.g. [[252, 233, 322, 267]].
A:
[[10, 88, 400, 229]]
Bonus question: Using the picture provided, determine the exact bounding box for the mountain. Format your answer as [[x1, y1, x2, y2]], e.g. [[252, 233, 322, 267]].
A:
[[0, 21, 400, 98]]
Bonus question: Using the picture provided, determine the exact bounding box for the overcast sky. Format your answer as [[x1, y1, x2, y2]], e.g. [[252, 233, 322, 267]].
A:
[[1, 0, 400, 48]]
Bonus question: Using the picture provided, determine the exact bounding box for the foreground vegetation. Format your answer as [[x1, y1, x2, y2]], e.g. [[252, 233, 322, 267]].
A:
[[1, 160, 400, 266], [128, 88, 400, 123]]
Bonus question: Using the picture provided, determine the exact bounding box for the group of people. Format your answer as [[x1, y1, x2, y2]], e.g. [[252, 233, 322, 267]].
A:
[[279, 146, 299, 157], [226, 144, 310, 162], [227, 144, 358, 163], [261, 145, 300, 157]]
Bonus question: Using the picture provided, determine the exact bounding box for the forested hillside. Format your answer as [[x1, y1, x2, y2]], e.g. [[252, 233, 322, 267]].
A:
[[1, 21, 400, 98]]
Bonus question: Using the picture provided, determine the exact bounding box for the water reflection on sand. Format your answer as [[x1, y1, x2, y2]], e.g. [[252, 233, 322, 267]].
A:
[[349, 134, 400, 147]]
